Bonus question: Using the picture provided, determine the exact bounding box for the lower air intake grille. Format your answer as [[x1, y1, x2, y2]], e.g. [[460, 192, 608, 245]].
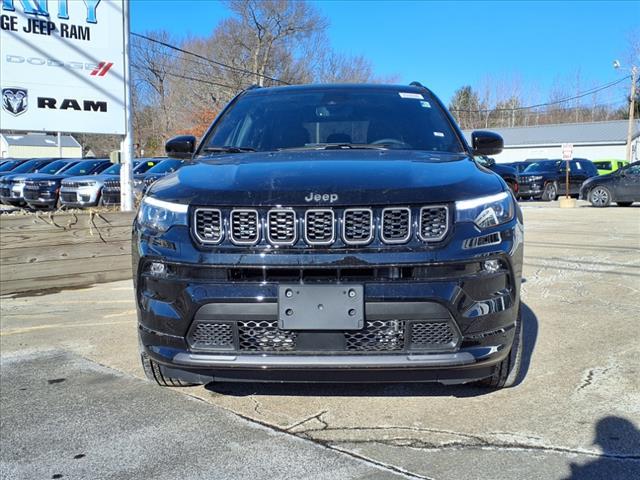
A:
[[345, 320, 405, 351], [189, 322, 234, 349], [238, 320, 297, 352], [409, 321, 456, 349], [195, 208, 223, 244], [381, 207, 411, 243], [419, 206, 448, 241]]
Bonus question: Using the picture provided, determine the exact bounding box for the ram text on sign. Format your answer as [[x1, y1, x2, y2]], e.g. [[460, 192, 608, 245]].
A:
[[0, 0, 125, 135]]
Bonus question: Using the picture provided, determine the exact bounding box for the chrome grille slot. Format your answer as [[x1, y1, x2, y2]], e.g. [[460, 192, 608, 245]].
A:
[[194, 208, 223, 244], [419, 206, 448, 242], [267, 209, 297, 245], [381, 207, 411, 243], [343, 208, 373, 245], [230, 209, 260, 245], [304, 209, 335, 245]]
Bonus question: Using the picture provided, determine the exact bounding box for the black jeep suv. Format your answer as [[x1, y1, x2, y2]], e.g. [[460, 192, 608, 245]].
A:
[[134, 83, 524, 389], [518, 158, 598, 201]]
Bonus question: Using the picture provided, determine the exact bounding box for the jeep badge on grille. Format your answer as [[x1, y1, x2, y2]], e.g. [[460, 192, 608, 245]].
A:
[[305, 192, 338, 203]]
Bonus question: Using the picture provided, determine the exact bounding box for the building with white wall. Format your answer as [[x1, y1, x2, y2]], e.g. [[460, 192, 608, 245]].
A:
[[0, 133, 82, 159], [464, 120, 639, 164]]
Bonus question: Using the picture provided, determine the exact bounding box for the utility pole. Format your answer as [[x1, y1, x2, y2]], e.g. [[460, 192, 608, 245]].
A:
[[626, 66, 637, 163], [120, 0, 135, 212]]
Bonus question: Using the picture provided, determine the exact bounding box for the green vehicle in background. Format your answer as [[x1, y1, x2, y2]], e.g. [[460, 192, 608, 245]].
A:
[[593, 159, 629, 175]]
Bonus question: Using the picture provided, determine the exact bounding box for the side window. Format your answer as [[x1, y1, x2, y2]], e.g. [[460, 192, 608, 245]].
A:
[[626, 165, 640, 176]]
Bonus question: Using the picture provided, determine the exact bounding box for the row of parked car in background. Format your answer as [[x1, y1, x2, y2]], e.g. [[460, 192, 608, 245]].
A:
[[0, 157, 189, 210], [0, 155, 638, 211]]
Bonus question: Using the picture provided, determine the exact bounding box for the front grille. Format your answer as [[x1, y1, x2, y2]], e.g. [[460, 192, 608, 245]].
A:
[[419, 206, 448, 242], [381, 207, 411, 243], [267, 209, 297, 245], [304, 209, 335, 245], [343, 208, 373, 245], [191, 206, 450, 247], [238, 320, 297, 352], [409, 322, 456, 348], [104, 179, 120, 189], [190, 322, 234, 350], [0, 186, 9, 197], [230, 209, 260, 245], [195, 208, 223, 244], [187, 318, 460, 354]]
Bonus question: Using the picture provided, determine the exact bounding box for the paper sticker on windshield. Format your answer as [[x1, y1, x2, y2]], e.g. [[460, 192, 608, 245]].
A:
[[420, 101, 431, 108], [399, 92, 424, 100], [433, 132, 445, 137]]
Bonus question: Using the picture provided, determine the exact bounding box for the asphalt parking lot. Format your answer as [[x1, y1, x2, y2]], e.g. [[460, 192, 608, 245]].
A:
[[1, 201, 639, 480]]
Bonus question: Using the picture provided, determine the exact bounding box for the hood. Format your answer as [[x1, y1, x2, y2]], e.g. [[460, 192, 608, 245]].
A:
[[62, 174, 118, 185], [1, 174, 31, 183], [148, 150, 504, 206], [24, 174, 65, 182], [489, 164, 517, 176]]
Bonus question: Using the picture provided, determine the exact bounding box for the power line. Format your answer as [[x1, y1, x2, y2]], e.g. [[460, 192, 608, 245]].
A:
[[132, 32, 289, 86], [132, 63, 239, 90], [450, 75, 631, 113]]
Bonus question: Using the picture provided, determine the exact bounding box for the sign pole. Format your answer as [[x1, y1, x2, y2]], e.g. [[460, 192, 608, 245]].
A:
[[120, 0, 134, 212], [57, 132, 62, 158], [559, 143, 576, 208]]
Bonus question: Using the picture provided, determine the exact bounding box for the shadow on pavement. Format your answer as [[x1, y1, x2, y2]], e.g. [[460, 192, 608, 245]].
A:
[[206, 302, 539, 398], [563, 416, 640, 479]]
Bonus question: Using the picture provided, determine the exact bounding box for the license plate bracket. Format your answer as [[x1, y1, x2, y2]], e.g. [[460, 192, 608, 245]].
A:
[[278, 284, 364, 330]]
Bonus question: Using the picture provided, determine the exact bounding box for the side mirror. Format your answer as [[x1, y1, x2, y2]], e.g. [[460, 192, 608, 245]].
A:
[[471, 131, 503, 156], [165, 135, 196, 159]]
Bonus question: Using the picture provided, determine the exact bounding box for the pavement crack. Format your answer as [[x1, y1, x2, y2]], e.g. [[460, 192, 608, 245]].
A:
[[578, 366, 611, 391], [285, 410, 329, 432]]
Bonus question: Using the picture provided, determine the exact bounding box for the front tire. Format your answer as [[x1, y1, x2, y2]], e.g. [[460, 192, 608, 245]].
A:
[[589, 186, 612, 207], [477, 306, 523, 389], [140, 351, 195, 387], [541, 182, 557, 201]]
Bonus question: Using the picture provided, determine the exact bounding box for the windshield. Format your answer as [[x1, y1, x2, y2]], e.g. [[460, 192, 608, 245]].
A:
[[40, 160, 73, 174], [146, 159, 183, 174], [64, 160, 106, 176], [134, 159, 161, 173], [523, 160, 560, 173], [203, 88, 464, 154], [102, 163, 122, 175], [7, 159, 48, 174], [0, 160, 23, 172]]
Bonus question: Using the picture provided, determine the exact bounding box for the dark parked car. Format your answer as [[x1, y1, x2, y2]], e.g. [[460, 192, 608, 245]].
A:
[[23, 159, 111, 209], [60, 159, 161, 208], [102, 158, 184, 205], [475, 156, 518, 194], [135, 83, 524, 390], [518, 158, 598, 201], [0, 158, 61, 206], [580, 161, 640, 207]]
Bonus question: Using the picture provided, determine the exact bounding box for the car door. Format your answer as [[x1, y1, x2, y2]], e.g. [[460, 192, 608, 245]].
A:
[[569, 160, 589, 195], [617, 164, 640, 201]]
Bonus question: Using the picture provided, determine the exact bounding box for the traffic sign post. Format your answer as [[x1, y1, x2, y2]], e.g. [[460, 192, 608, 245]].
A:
[[559, 143, 576, 208]]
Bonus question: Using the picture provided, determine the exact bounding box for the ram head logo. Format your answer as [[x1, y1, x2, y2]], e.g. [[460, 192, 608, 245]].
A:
[[2, 88, 28, 116]]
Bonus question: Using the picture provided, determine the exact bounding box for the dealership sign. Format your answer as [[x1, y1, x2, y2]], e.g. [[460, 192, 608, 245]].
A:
[[0, 0, 126, 134]]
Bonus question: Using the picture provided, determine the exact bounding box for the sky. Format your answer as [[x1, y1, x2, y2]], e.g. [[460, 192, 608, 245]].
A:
[[130, 0, 639, 106]]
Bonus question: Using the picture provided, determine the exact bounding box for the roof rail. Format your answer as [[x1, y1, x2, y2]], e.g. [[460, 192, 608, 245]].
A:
[[409, 81, 425, 88], [245, 84, 262, 90]]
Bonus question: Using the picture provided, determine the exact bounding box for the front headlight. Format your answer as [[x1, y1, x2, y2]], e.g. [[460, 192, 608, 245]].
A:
[[137, 196, 188, 232], [455, 191, 514, 229], [134, 179, 143, 187], [528, 175, 543, 181]]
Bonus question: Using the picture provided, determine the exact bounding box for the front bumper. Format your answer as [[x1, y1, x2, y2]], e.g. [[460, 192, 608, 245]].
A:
[[0, 184, 26, 206], [135, 215, 524, 383], [517, 183, 544, 198], [23, 187, 58, 207], [59, 186, 101, 207]]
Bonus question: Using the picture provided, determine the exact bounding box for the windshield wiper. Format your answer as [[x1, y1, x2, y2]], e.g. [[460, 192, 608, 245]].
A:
[[279, 143, 390, 151], [202, 146, 256, 153]]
